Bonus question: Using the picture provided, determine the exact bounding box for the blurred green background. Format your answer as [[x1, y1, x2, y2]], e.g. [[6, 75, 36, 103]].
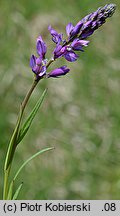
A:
[[0, 0, 120, 199]]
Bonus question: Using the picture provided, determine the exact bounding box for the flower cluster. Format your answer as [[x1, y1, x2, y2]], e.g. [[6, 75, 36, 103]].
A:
[[30, 36, 47, 79], [30, 35, 70, 79], [30, 4, 116, 80]]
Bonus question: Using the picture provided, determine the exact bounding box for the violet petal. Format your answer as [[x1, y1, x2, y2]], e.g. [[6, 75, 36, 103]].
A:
[[66, 23, 74, 36], [64, 51, 78, 62], [48, 25, 62, 44], [70, 21, 83, 37], [48, 66, 70, 78], [71, 39, 89, 50], [36, 36, 47, 58], [30, 55, 36, 68]]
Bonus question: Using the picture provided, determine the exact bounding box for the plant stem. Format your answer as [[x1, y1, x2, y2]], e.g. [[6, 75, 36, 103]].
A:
[[3, 166, 10, 199], [21, 78, 39, 114], [46, 58, 54, 68], [3, 58, 54, 199], [3, 78, 38, 199]]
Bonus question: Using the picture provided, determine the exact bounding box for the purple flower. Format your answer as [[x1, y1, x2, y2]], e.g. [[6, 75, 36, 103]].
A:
[[79, 4, 116, 39], [48, 66, 70, 78], [30, 55, 46, 79], [30, 35, 47, 79], [54, 38, 89, 61], [48, 25, 63, 44], [71, 39, 89, 51], [53, 45, 78, 62], [30, 4, 116, 81], [66, 23, 74, 37], [65, 4, 116, 41], [53, 45, 66, 59], [36, 36, 47, 59], [64, 50, 78, 62], [70, 21, 83, 38]]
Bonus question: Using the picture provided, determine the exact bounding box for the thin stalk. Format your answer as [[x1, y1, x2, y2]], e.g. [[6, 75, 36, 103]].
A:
[[3, 78, 38, 199], [21, 78, 39, 113], [46, 58, 54, 68], [3, 58, 54, 200], [3, 166, 10, 200]]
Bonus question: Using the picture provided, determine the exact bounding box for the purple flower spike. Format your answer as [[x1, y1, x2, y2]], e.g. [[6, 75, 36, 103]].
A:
[[78, 4, 116, 39], [48, 25, 62, 44], [36, 36, 47, 58], [48, 66, 70, 78], [30, 4, 116, 80], [66, 23, 74, 37]]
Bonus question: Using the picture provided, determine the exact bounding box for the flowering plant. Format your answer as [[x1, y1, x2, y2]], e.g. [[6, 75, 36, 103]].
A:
[[3, 4, 116, 200]]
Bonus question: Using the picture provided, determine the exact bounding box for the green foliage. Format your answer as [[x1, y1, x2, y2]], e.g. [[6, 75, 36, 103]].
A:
[[17, 89, 47, 144], [4, 110, 22, 171], [13, 147, 54, 182], [7, 181, 14, 200], [12, 183, 23, 200], [11, 147, 54, 199]]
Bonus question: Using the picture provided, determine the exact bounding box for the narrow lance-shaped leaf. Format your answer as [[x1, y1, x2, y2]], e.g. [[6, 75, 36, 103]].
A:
[[4, 108, 23, 171], [17, 89, 47, 145], [11, 147, 54, 199], [13, 147, 54, 182], [12, 182, 23, 200]]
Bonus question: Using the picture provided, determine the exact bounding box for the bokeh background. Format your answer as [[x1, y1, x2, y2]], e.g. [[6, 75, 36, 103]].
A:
[[0, 0, 120, 199]]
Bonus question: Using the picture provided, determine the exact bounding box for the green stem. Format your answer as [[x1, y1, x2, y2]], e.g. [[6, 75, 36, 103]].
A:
[[46, 58, 54, 68], [3, 58, 54, 200], [3, 79, 38, 199], [21, 79, 39, 113], [3, 166, 10, 199]]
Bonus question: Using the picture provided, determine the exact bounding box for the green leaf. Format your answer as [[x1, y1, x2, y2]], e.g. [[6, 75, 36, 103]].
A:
[[13, 147, 54, 181], [11, 147, 54, 200], [17, 89, 47, 145], [4, 108, 23, 170], [12, 182, 23, 200]]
